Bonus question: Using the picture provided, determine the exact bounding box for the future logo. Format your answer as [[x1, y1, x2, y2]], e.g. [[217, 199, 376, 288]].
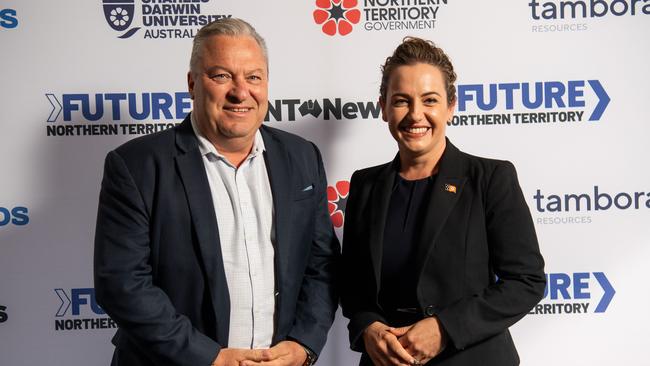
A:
[[313, 0, 361, 36], [531, 272, 615, 315], [328, 180, 350, 228], [54, 288, 116, 331], [103, 0, 140, 38], [449, 80, 610, 127], [0, 8, 18, 29], [44, 92, 190, 136], [0, 206, 29, 227]]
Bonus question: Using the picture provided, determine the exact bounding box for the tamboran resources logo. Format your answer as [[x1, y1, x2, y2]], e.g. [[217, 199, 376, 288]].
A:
[[448, 80, 610, 127], [532, 185, 650, 225], [313, 0, 449, 36], [528, 0, 650, 32], [530, 272, 615, 314], [54, 288, 116, 331], [328, 180, 350, 228], [44, 92, 381, 136], [102, 0, 231, 39]]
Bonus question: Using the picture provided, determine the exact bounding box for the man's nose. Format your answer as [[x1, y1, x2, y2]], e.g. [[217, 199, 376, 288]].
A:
[[227, 78, 249, 102]]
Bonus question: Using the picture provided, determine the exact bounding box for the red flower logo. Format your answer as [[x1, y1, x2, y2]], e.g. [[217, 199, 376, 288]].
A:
[[327, 180, 350, 228], [313, 0, 361, 36]]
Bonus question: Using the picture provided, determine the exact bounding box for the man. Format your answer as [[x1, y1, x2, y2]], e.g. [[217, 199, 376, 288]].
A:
[[94, 18, 340, 366]]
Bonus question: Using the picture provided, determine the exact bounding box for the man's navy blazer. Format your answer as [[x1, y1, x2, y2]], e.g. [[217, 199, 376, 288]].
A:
[[94, 115, 340, 366], [340, 140, 545, 365]]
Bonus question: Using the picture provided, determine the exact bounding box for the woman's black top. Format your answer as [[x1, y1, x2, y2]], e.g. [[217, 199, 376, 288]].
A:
[[378, 172, 436, 324]]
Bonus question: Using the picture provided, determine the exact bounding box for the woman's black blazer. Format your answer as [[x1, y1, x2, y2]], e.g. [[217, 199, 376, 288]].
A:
[[340, 140, 546, 366]]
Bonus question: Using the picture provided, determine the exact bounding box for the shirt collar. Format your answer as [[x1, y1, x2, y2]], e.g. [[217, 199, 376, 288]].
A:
[[190, 112, 266, 162]]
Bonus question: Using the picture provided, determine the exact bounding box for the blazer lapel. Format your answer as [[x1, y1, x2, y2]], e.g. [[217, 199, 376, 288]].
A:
[[259, 126, 291, 312], [174, 115, 230, 344], [414, 141, 467, 280], [368, 159, 397, 294]]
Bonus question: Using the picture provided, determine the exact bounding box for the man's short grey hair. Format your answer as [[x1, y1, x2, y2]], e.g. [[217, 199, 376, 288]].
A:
[[189, 18, 268, 75]]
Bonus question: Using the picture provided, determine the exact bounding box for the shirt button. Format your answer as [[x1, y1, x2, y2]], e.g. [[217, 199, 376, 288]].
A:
[[424, 305, 436, 317]]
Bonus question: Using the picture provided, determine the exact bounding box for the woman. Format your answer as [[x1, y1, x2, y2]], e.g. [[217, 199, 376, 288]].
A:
[[340, 37, 546, 366]]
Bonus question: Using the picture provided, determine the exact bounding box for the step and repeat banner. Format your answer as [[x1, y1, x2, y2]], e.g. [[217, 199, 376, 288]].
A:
[[1, 1, 648, 365]]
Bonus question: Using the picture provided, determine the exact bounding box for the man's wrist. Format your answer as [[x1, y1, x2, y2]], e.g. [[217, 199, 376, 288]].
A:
[[300, 344, 317, 366]]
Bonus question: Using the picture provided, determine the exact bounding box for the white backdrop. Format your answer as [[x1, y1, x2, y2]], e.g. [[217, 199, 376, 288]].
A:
[[1, 1, 649, 365]]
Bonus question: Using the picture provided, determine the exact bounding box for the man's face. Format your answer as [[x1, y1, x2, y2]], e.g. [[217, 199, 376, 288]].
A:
[[188, 35, 268, 150], [380, 63, 455, 160]]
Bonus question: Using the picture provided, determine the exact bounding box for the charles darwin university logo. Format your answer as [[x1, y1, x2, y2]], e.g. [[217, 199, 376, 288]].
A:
[[103, 0, 140, 38], [328, 180, 350, 228], [313, 0, 361, 36], [101, 0, 231, 39]]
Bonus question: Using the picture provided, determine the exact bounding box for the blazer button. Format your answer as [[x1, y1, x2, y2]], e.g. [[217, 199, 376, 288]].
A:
[[424, 305, 435, 317]]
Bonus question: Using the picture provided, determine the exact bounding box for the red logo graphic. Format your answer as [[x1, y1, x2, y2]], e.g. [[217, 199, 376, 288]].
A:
[[313, 0, 361, 36], [327, 180, 350, 228]]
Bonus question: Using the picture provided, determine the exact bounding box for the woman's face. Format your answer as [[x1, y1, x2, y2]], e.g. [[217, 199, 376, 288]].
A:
[[381, 63, 455, 162]]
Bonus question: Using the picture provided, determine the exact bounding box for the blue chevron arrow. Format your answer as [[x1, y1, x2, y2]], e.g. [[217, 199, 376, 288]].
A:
[[46, 94, 62, 122], [588, 80, 610, 121], [593, 272, 615, 313], [54, 288, 71, 317]]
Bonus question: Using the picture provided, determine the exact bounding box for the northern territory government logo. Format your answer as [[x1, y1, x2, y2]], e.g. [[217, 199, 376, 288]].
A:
[[102, 0, 231, 39], [448, 80, 611, 127], [312, 0, 449, 36], [54, 288, 116, 331], [530, 272, 616, 315], [328, 180, 350, 228]]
